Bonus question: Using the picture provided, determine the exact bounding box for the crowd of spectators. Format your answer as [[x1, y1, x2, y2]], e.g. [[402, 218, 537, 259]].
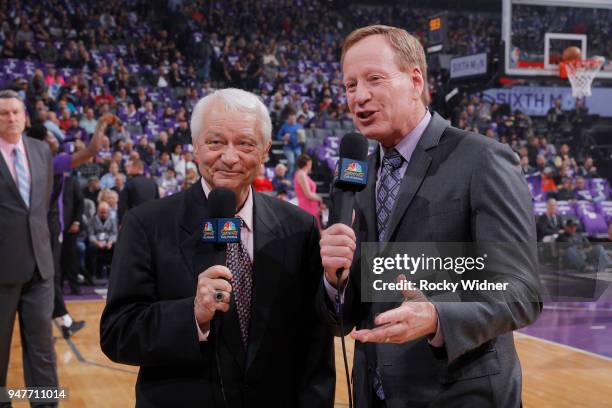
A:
[[511, 4, 612, 63], [449, 92, 611, 258]]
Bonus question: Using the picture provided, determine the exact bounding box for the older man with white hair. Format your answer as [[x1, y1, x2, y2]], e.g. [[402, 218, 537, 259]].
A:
[[101, 88, 334, 408]]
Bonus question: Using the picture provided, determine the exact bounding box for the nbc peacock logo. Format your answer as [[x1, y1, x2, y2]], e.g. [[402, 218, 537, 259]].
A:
[[220, 220, 239, 240], [223, 222, 236, 232], [347, 162, 362, 173], [343, 161, 365, 179], [202, 221, 215, 240]]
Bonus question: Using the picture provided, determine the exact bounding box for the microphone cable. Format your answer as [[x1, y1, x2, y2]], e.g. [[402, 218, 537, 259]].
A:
[[206, 187, 237, 408], [214, 316, 229, 408], [336, 274, 353, 408]]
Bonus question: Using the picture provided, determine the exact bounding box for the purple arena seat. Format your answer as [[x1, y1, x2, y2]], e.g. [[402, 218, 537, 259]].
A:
[[324, 136, 339, 150], [596, 201, 612, 222], [316, 146, 335, 162], [525, 175, 543, 201], [590, 189, 608, 202], [556, 201, 575, 216], [326, 156, 339, 171], [574, 189, 593, 201], [162, 119, 175, 129], [590, 178, 608, 190], [580, 211, 608, 237], [574, 201, 595, 217], [589, 178, 610, 200], [533, 202, 547, 216]]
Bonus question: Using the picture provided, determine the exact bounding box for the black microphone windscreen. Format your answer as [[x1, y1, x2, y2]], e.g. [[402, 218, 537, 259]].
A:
[[339, 132, 368, 161], [208, 187, 237, 219]]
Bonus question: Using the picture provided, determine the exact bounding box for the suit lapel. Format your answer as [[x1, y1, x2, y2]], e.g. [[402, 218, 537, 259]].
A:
[[245, 193, 283, 370], [384, 112, 449, 242], [0, 137, 29, 208], [23, 137, 39, 210], [384, 145, 432, 242], [178, 182, 246, 371]]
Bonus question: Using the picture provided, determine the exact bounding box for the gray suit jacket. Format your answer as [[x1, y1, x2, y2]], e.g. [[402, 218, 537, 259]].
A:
[[0, 136, 54, 284], [317, 112, 542, 407]]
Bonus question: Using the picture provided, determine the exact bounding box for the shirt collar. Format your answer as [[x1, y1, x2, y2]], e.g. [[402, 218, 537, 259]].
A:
[[379, 110, 432, 163], [200, 177, 253, 232], [0, 134, 24, 147], [0, 134, 25, 155]]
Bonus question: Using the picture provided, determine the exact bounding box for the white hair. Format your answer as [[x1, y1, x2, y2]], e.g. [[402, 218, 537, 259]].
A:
[[190, 88, 272, 144]]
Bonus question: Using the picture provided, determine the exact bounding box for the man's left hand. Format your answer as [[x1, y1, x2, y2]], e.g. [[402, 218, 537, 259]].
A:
[[351, 274, 438, 344]]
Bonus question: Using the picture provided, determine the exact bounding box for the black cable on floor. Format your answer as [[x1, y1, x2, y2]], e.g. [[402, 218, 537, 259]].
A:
[[336, 284, 353, 408]]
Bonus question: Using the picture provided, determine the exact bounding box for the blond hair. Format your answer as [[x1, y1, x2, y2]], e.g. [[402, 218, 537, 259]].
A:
[[341, 25, 430, 106]]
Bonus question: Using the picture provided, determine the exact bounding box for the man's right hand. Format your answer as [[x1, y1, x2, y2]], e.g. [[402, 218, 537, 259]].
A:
[[194, 266, 233, 327], [320, 223, 356, 289]]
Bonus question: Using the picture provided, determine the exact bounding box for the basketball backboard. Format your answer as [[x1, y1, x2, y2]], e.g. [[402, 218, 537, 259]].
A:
[[502, 0, 612, 79]]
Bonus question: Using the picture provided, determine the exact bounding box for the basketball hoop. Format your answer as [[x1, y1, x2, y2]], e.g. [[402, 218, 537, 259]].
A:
[[559, 56, 605, 98]]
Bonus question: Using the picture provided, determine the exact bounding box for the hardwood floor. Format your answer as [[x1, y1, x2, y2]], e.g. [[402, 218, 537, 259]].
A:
[[5, 300, 611, 407]]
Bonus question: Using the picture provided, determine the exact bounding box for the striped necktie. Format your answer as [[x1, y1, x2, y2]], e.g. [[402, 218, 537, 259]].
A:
[[226, 218, 253, 347], [13, 147, 30, 207]]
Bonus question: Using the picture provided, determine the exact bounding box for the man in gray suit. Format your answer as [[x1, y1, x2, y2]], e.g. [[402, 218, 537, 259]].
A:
[[0, 90, 58, 407], [318, 26, 541, 407]]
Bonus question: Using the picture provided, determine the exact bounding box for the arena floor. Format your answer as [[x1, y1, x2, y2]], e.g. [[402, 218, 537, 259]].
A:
[[6, 298, 612, 407]]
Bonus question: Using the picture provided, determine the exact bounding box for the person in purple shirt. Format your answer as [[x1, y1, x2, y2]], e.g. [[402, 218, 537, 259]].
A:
[[124, 103, 140, 126], [64, 116, 90, 144], [28, 113, 113, 338]]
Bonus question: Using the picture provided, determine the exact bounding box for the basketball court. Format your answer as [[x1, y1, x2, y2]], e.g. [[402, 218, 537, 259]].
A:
[[6, 285, 612, 407], [3, 0, 612, 406]]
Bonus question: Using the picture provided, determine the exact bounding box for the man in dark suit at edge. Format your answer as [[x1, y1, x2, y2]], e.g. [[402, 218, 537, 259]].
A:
[[318, 25, 541, 408], [117, 157, 159, 224], [100, 88, 334, 407]]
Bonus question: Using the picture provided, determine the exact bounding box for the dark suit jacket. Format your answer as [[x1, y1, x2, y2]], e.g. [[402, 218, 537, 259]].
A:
[[101, 182, 335, 408], [62, 174, 84, 232], [536, 213, 561, 241], [0, 136, 54, 284], [316, 112, 541, 408], [118, 174, 159, 223]]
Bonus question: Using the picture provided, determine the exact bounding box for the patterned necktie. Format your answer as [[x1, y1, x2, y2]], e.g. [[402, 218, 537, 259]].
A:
[[12, 147, 30, 207], [373, 149, 403, 401], [376, 149, 403, 242], [226, 218, 253, 347]]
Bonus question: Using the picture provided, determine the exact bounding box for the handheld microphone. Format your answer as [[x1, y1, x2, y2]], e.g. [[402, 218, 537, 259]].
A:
[[329, 132, 369, 277], [202, 187, 240, 298], [202, 187, 240, 243], [329, 132, 369, 226], [329, 133, 368, 408], [203, 187, 238, 408]]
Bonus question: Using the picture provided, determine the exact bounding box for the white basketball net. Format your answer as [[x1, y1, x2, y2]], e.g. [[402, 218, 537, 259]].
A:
[[565, 57, 605, 98]]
